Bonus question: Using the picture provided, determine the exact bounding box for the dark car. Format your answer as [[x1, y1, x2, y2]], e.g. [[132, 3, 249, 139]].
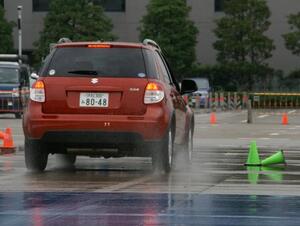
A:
[[0, 55, 30, 118], [23, 39, 197, 173]]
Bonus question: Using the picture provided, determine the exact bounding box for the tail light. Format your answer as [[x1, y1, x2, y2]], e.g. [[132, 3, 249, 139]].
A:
[[30, 81, 45, 103], [144, 82, 164, 104]]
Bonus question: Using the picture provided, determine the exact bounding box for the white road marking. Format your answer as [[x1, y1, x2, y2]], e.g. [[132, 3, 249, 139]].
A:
[[288, 110, 296, 114], [241, 120, 247, 123], [258, 114, 269, 118], [270, 133, 279, 136], [225, 153, 239, 156]]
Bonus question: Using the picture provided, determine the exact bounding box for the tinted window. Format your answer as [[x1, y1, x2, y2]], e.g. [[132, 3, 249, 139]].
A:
[[0, 68, 19, 84], [33, 0, 50, 12], [32, 0, 125, 12], [154, 52, 171, 84], [194, 79, 209, 89], [43, 47, 146, 78], [143, 49, 158, 79], [215, 0, 225, 12], [94, 0, 125, 12]]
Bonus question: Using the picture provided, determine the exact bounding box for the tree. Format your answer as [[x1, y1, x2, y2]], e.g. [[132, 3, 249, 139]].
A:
[[213, 0, 275, 90], [139, 0, 198, 80], [34, 0, 116, 63], [283, 12, 300, 56], [0, 5, 14, 53]]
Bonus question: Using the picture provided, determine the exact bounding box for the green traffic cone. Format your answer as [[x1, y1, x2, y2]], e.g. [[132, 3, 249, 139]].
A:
[[261, 150, 286, 166], [245, 141, 261, 166], [247, 166, 260, 184]]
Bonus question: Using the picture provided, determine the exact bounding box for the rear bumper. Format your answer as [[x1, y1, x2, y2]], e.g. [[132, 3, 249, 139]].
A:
[[42, 131, 143, 145], [23, 102, 170, 142]]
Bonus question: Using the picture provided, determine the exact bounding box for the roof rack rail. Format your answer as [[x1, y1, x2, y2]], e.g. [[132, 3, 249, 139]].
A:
[[143, 39, 161, 51], [49, 37, 72, 52], [0, 54, 28, 63], [57, 37, 72, 44]]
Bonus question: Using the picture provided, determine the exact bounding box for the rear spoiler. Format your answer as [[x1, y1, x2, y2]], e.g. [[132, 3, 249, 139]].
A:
[[0, 54, 28, 63]]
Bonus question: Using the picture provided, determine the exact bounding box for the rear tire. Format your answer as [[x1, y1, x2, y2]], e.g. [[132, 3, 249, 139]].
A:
[[15, 113, 22, 119], [152, 127, 174, 173], [25, 138, 48, 172]]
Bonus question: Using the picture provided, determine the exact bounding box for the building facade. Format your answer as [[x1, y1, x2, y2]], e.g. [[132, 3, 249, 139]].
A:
[[2, 0, 300, 72]]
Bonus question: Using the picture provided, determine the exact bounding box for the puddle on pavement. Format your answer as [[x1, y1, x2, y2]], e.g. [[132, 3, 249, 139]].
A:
[[247, 165, 285, 184], [0, 154, 14, 172]]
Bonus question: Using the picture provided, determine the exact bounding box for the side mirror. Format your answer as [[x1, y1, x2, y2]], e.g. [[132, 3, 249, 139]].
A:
[[181, 79, 198, 95], [30, 72, 39, 80]]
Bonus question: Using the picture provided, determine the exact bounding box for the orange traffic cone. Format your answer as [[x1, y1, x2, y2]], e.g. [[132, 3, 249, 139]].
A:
[[282, 113, 288, 125], [210, 112, 217, 124], [4, 128, 14, 148], [0, 128, 16, 154]]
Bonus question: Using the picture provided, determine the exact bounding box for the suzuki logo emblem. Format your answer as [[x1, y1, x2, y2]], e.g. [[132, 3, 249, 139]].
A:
[[91, 78, 98, 84]]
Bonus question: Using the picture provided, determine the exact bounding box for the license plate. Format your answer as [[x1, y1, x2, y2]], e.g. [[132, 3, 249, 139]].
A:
[[79, 93, 109, 107]]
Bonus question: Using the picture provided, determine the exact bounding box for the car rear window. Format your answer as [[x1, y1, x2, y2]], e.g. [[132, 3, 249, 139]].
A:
[[0, 67, 19, 84], [42, 47, 147, 78], [194, 79, 209, 89]]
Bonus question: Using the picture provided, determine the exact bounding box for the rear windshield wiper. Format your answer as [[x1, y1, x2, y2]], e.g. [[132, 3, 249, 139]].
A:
[[67, 70, 98, 75]]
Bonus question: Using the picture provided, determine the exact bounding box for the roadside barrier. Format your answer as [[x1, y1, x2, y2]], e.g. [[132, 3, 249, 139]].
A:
[[187, 92, 300, 110], [0, 128, 16, 154], [250, 93, 300, 109]]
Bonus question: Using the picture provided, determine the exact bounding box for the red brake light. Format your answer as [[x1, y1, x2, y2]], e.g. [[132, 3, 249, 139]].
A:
[[87, 44, 111, 48]]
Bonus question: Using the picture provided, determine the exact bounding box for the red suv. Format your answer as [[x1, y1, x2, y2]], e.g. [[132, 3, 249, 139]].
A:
[[23, 39, 197, 172]]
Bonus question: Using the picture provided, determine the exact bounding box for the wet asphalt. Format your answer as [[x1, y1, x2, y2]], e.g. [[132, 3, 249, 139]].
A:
[[1, 109, 300, 225]]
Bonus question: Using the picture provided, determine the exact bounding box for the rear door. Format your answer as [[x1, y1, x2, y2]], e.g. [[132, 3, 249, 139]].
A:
[[40, 45, 148, 115]]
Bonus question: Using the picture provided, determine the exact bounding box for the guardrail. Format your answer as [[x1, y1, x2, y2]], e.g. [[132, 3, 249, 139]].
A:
[[186, 92, 300, 110], [251, 93, 300, 109]]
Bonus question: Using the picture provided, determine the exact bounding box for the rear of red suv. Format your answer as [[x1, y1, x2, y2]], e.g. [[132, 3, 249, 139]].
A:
[[23, 40, 197, 173]]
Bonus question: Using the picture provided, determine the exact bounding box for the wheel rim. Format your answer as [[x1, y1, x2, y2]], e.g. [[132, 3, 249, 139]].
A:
[[168, 130, 173, 166], [188, 130, 193, 161]]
